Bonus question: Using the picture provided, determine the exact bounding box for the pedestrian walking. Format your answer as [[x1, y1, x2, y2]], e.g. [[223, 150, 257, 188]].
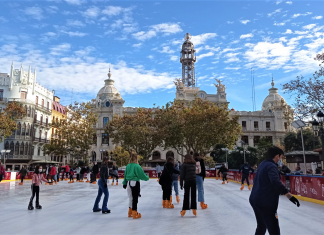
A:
[[171, 161, 180, 204], [93, 157, 110, 214], [65, 164, 70, 181], [45, 164, 50, 182], [239, 162, 254, 190], [80, 166, 86, 182], [18, 165, 28, 185], [218, 164, 228, 184], [159, 157, 180, 209], [194, 153, 208, 209], [111, 162, 119, 185], [49, 165, 57, 185], [122, 154, 149, 219], [250, 146, 300, 235], [92, 161, 99, 184], [76, 166, 81, 181], [28, 165, 48, 210], [68, 168, 74, 183], [86, 165, 91, 182], [0, 160, 5, 182], [180, 154, 197, 217], [156, 164, 162, 181]]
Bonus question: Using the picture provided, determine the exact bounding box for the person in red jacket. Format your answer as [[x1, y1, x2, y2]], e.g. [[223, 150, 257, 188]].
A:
[[65, 164, 70, 181], [49, 165, 57, 185], [0, 160, 5, 182]]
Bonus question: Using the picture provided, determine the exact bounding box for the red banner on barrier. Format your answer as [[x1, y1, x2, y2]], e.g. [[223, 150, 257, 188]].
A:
[[289, 176, 324, 201]]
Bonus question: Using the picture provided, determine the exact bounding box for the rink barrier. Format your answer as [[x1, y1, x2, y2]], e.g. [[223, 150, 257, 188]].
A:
[[226, 170, 324, 205]]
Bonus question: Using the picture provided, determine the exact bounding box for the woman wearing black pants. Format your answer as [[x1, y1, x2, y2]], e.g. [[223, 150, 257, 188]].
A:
[[180, 154, 197, 217], [28, 165, 48, 210]]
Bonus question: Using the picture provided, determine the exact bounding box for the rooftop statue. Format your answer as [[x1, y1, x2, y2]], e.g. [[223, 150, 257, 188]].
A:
[[174, 78, 185, 90], [214, 79, 226, 93]]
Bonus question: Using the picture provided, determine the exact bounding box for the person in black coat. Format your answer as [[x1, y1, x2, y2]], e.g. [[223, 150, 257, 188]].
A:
[[180, 154, 197, 217], [18, 166, 28, 185], [250, 146, 300, 235], [159, 157, 180, 209], [92, 161, 99, 183], [194, 153, 207, 209], [218, 164, 228, 184], [239, 162, 254, 190]]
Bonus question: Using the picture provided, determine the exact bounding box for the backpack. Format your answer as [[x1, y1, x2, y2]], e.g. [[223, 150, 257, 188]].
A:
[[196, 161, 201, 174]]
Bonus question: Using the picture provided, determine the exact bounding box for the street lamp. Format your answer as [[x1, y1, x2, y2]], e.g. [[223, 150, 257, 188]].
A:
[[292, 120, 307, 172], [221, 148, 229, 168], [312, 111, 324, 164], [1, 150, 11, 166], [240, 140, 249, 163], [100, 149, 104, 160]]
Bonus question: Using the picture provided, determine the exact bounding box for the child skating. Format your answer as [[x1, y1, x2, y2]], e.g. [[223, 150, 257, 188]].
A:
[[28, 165, 48, 210]]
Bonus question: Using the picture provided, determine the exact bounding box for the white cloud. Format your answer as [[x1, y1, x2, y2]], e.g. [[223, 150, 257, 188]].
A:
[[225, 67, 240, 70], [224, 52, 240, 63], [286, 1, 292, 4], [132, 30, 156, 41], [160, 46, 175, 54], [102, 6, 124, 16], [276, 0, 283, 4], [50, 43, 71, 55], [196, 52, 214, 60], [268, 9, 281, 17], [191, 33, 217, 46], [283, 29, 293, 34], [147, 55, 154, 59], [205, 45, 220, 52], [64, 0, 85, 5], [132, 23, 182, 41], [240, 20, 250, 24], [24, 6, 44, 20], [292, 12, 312, 18], [227, 21, 234, 24], [170, 56, 178, 61], [302, 24, 316, 30], [240, 33, 253, 39], [61, 31, 88, 37], [66, 19, 85, 27], [81, 6, 100, 18], [75, 46, 95, 56], [274, 22, 285, 26], [46, 6, 59, 14], [312, 16, 323, 20], [133, 43, 142, 48]]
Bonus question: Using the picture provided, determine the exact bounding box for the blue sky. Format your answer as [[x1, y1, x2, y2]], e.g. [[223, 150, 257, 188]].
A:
[[0, 0, 324, 111]]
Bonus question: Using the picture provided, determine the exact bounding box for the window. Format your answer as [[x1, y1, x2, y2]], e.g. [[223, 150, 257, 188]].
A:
[[22, 123, 26, 136], [36, 96, 38, 105], [17, 123, 21, 135], [45, 132, 47, 140], [242, 121, 246, 128], [15, 142, 19, 155], [20, 142, 24, 155], [30, 145, 34, 156], [21, 91, 27, 99], [103, 117, 109, 126], [47, 102, 49, 109], [24, 144, 28, 155], [46, 117, 48, 126], [41, 99, 44, 107], [266, 136, 273, 143], [102, 133, 109, 145], [254, 121, 259, 128], [0, 89, 3, 101], [266, 122, 270, 129], [152, 151, 161, 160], [28, 106, 31, 117], [284, 122, 288, 130], [40, 115, 43, 125], [106, 101, 111, 107], [241, 135, 249, 144], [39, 130, 42, 140], [26, 124, 30, 136], [253, 136, 260, 146], [37, 147, 41, 156]]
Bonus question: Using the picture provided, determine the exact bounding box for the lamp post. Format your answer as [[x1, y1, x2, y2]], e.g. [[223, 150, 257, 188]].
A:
[[240, 140, 248, 163], [221, 148, 229, 168], [1, 150, 11, 167], [312, 111, 324, 168], [291, 120, 307, 172], [100, 149, 104, 161]]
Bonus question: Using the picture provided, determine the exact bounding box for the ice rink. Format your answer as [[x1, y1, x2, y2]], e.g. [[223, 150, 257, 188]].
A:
[[0, 179, 323, 235]]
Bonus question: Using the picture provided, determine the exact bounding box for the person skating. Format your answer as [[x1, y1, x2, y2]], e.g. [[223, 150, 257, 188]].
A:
[[65, 164, 70, 181], [122, 154, 149, 219], [49, 165, 57, 185], [45, 164, 50, 182], [156, 164, 162, 181], [250, 146, 300, 235], [18, 165, 28, 185], [93, 157, 111, 214], [0, 160, 5, 182], [76, 166, 81, 182], [180, 154, 197, 217], [92, 161, 99, 184], [111, 162, 119, 185], [57, 164, 61, 182], [28, 165, 48, 210], [218, 164, 228, 184], [239, 162, 254, 190], [80, 166, 86, 182], [68, 168, 74, 183], [171, 161, 180, 204], [159, 157, 180, 209], [194, 152, 207, 209]]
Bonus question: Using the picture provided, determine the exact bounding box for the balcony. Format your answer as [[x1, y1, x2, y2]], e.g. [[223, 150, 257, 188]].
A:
[[5, 155, 32, 160], [254, 128, 259, 131], [8, 98, 35, 106], [35, 103, 52, 114], [33, 119, 50, 128], [242, 127, 247, 131], [32, 137, 49, 144], [0, 98, 7, 103], [266, 128, 272, 131]]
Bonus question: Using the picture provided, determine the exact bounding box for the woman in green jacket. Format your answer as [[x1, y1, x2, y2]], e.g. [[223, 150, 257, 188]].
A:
[[122, 154, 149, 219]]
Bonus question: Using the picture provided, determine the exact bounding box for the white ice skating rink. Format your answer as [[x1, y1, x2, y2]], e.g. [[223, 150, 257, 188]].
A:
[[0, 179, 323, 235]]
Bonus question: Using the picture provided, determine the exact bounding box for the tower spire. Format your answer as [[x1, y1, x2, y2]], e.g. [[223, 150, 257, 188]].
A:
[[271, 75, 275, 88], [108, 66, 111, 79], [180, 32, 196, 87]]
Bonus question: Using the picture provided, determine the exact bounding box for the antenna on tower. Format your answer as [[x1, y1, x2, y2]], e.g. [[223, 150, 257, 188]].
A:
[[250, 68, 256, 111]]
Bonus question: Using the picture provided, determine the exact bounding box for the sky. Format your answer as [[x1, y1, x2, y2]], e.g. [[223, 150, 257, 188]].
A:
[[0, 0, 324, 111]]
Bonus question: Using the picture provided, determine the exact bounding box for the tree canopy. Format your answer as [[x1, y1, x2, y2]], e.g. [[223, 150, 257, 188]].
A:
[[283, 128, 321, 152]]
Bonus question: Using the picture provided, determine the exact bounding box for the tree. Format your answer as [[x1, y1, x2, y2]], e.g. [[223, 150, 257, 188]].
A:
[[256, 137, 273, 164], [203, 156, 215, 169], [156, 97, 242, 157], [284, 128, 321, 152], [283, 52, 324, 119], [106, 108, 162, 162], [43, 101, 98, 165], [112, 146, 130, 167], [0, 101, 26, 142]]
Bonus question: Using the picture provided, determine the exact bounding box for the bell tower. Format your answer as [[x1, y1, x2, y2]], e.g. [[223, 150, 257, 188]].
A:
[[180, 33, 196, 87]]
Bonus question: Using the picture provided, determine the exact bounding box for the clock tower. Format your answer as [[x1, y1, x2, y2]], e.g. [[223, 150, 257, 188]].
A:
[[180, 33, 196, 87]]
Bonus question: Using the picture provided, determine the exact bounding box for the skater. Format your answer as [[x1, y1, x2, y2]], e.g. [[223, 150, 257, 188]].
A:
[[49, 165, 57, 185], [45, 164, 50, 182], [194, 153, 207, 209], [0, 160, 5, 182], [65, 164, 70, 180], [89, 162, 94, 183], [69, 168, 74, 183], [93, 157, 111, 214], [218, 164, 228, 184], [180, 154, 197, 217], [159, 157, 180, 208], [28, 165, 48, 210], [171, 161, 180, 204], [57, 164, 61, 182], [92, 161, 99, 184], [111, 162, 119, 185], [239, 161, 254, 190], [86, 164, 91, 182], [122, 154, 149, 219], [18, 165, 28, 185], [80, 166, 86, 182], [250, 146, 300, 235], [76, 166, 81, 181], [156, 164, 162, 181]]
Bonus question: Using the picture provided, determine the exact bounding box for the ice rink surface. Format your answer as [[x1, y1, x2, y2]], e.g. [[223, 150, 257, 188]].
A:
[[0, 179, 323, 235]]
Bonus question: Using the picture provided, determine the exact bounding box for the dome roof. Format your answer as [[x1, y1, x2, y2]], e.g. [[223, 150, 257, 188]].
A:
[[97, 69, 122, 99], [262, 79, 286, 111]]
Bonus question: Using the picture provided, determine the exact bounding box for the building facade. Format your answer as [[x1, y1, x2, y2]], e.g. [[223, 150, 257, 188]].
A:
[[0, 63, 53, 171]]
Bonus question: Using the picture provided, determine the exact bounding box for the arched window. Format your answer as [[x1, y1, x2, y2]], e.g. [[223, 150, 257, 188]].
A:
[[15, 142, 19, 155], [35, 96, 38, 105], [17, 123, 21, 135], [24, 143, 28, 155], [27, 106, 31, 117], [45, 131, 47, 140], [92, 151, 97, 162], [40, 115, 43, 125], [41, 99, 44, 107], [37, 147, 41, 156], [26, 124, 30, 136], [10, 142, 14, 154], [30, 144, 34, 156], [34, 112, 37, 122], [46, 117, 48, 126], [20, 142, 24, 155], [22, 123, 26, 136], [166, 151, 174, 158], [152, 151, 161, 160], [5, 141, 9, 150], [24, 105, 27, 116], [39, 130, 42, 141]]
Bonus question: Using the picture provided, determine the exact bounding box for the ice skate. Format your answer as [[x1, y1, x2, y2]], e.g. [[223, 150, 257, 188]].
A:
[[19, 182, 23, 185], [55, 181, 57, 185], [240, 184, 244, 190], [180, 210, 186, 217], [28, 201, 34, 210], [116, 182, 118, 186], [132, 210, 141, 219], [86, 180, 90, 183], [36, 203, 42, 209], [170, 196, 172, 204], [92, 181, 97, 184], [111, 182, 114, 186], [128, 208, 133, 217], [222, 181, 225, 184], [79, 180, 84, 182], [49, 182, 53, 185], [227, 180, 229, 184], [93, 208, 101, 212], [200, 202, 208, 209], [192, 209, 197, 216], [176, 195, 180, 204], [163, 200, 167, 208], [102, 210, 111, 214], [248, 185, 252, 191], [166, 200, 174, 209], [216, 177, 219, 180], [45, 182, 49, 185]]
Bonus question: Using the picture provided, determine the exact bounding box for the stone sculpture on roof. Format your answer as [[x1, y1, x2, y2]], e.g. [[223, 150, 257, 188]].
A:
[[214, 79, 226, 93]]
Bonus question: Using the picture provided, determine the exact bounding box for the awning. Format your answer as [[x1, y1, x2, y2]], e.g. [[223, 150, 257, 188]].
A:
[[30, 160, 60, 164]]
